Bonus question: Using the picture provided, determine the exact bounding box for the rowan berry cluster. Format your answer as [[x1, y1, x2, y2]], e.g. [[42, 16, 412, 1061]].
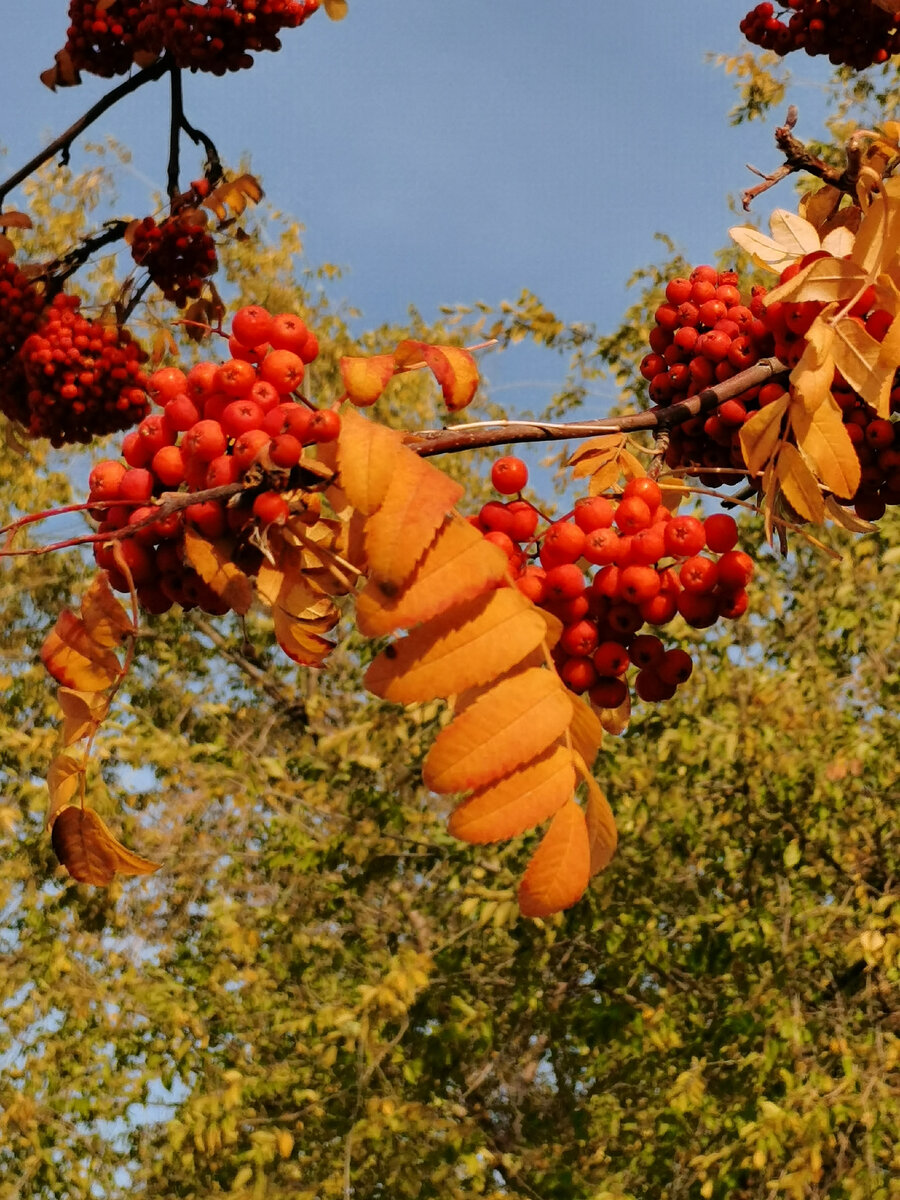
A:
[[476, 460, 754, 710], [6, 293, 149, 445], [740, 1, 900, 69], [63, 0, 320, 79], [0, 253, 48, 429], [129, 210, 218, 308], [641, 265, 773, 485], [643, 260, 900, 519], [88, 305, 332, 615]]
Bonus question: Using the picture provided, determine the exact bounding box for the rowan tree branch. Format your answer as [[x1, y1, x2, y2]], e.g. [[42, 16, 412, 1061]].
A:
[[404, 357, 788, 457], [0, 59, 169, 210], [741, 105, 859, 210]]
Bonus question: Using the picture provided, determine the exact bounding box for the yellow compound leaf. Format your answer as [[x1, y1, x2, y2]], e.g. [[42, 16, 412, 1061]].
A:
[[365, 451, 464, 591], [356, 516, 508, 636], [57, 688, 107, 747], [789, 315, 835, 414], [588, 458, 626, 495], [339, 354, 396, 408], [51, 806, 159, 886], [764, 256, 866, 306], [448, 743, 575, 844], [47, 754, 83, 829], [739, 394, 789, 476], [831, 316, 894, 411], [791, 393, 860, 499], [80, 574, 134, 648], [365, 588, 548, 703], [798, 185, 843, 231], [41, 611, 122, 691], [769, 209, 821, 256], [569, 699, 603, 770], [183, 528, 254, 614], [582, 772, 617, 877], [777, 443, 826, 524], [517, 800, 591, 919], [423, 668, 573, 795], [337, 410, 405, 516], [728, 226, 802, 274]]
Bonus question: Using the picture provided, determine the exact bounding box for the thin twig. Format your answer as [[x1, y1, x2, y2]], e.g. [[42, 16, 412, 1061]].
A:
[[741, 106, 859, 211]]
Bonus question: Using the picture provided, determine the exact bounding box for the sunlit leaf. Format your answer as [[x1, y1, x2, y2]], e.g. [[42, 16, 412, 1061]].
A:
[[365, 588, 548, 703], [202, 173, 264, 222], [419, 345, 479, 412], [789, 315, 835, 414], [355, 515, 508, 636], [183, 528, 254, 614], [777, 443, 826, 524], [569, 699, 603, 770], [581, 769, 617, 876], [365, 450, 464, 591], [791, 394, 860, 499], [764, 256, 866, 306], [739, 394, 789, 476], [448, 743, 574, 843], [423, 668, 573, 794], [339, 354, 396, 407], [57, 688, 107, 747], [337, 409, 405, 516], [46, 754, 83, 829], [80, 574, 135, 648], [831, 315, 894, 411], [41, 611, 122, 691], [517, 800, 591, 918]]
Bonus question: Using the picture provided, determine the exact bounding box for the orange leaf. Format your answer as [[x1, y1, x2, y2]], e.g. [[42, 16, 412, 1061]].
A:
[[57, 688, 107, 747], [567, 434, 626, 472], [51, 806, 159, 885], [739, 394, 789, 477], [777, 443, 826, 524], [339, 354, 396, 407], [569, 698, 603, 769], [202, 173, 263, 222], [791, 393, 861, 499], [581, 770, 617, 876], [420, 345, 479, 412], [517, 800, 591, 918], [364, 588, 548, 703], [337, 410, 405, 516], [183, 528, 254, 614], [448, 743, 575, 843], [323, 0, 348, 18], [355, 515, 508, 636], [80, 574, 134, 648], [765, 256, 866, 306], [393, 339, 427, 368], [41, 612, 122, 690], [365, 450, 464, 591], [423, 668, 573, 795], [275, 618, 335, 666], [46, 754, 83, 829]]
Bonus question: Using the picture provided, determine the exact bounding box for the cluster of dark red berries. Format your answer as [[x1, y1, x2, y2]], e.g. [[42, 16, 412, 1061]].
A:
[[641, 265, 774, 486], [63, 0, 320, 79], [741, 1, 900, 69], [3, 291, 149, 446], [129, 210, 218, 308], [643, 261, 900, 520], [88, 304, 332, 616], [478, 458, 754, 710], [0, 253, 47, 429]]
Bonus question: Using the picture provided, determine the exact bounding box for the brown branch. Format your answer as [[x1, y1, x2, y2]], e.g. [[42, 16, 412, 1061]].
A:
[[741, 106, 857, 211], [0, 59, 169, 210], [404, 357, 787, 458]]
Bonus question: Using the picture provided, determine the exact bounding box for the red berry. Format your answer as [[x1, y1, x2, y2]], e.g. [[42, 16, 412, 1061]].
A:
[[491, 455, 528, 494], [231, 305, 274, 349], [704, 513, 739, 553], [253, 491, 290, 525]]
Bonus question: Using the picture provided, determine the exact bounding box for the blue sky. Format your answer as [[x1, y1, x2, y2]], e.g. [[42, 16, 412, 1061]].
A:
[[3, 3, 836, 408]]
